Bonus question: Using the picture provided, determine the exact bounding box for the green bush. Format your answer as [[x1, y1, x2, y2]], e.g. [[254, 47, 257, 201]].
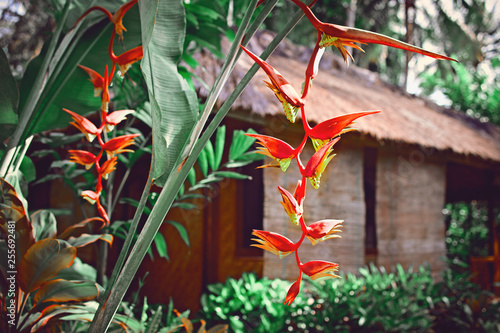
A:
[[199, 266, 500, 332]]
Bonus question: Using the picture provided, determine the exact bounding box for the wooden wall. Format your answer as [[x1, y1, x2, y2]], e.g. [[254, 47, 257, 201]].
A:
[[376, 149, 447, 276]]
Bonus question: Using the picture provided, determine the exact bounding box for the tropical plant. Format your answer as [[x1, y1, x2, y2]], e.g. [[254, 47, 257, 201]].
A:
[[1, 0, 457, 331], [0, 178, 115, 332]]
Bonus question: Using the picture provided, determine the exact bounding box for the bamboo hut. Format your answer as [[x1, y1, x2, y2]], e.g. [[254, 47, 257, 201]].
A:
[[121, 32, 500, 310]]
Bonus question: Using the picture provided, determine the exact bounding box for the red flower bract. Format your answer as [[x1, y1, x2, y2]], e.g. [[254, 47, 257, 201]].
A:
[[304, 138, 339, 189], [63, 109, 101, 142], [301, 260, 340, 281], [241, 45, 304, 123], [278, 185, 303, 226], [284, 274, 302, 306], [306, 219, 343, 245], [68, 150, 97, 170], [102, 134, 140, 157], [246, 133, 296, 172], [308, 111, 380, 150], [251, 230, 295, 259]]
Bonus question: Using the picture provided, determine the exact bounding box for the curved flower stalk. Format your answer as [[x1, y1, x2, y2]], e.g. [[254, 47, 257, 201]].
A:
[[245, 0, 455, 305]]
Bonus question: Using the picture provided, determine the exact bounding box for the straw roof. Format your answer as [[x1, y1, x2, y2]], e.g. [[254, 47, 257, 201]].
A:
[[194, 31, 500, 165]]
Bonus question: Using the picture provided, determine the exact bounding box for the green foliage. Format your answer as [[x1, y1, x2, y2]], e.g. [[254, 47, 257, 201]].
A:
[[443, 201, 489, 273], [420, 60, 500, 125], [200, 273, 306, 333], [199, 267, 500, 333], [0, 178, 113, 333]]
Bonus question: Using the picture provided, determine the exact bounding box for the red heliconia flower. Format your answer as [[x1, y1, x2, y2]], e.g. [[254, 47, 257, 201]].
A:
[[78, 65, 105, 97], [109, 40, 143, 77], [96, 200, 110, 225], [100, 156, 118, 180], [246, 133, 296, 172], [251, 230, 295, 259], [102, 134, 140, 157], [81, 190, 109, 224], [290, 0, 457, 64], [103, 109, 134, 132], [278, 185, 303, 226], [73, 0, 138, 40], [68, 150, 97, 170], [81, 190, 100, 205], [111, 0, 138, 39], [306, 219, 343, 245], [303, 138, 339, 189], [308, 111, 380, 151], [240, 45, 304, 123], [284, 273, 302, 306], [63, 109, 101, 142], [301, 260, 340, 281]]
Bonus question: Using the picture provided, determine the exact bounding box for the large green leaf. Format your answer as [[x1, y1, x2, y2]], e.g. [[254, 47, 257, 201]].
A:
[[34, 279, 99, 305], [31, 210, 58, 242], [0, 48, 19, 142], [56, 257, 97, 281], [18, 238, 77, 293], [66, 233, 113, 248], [139, 0, 198, 186]]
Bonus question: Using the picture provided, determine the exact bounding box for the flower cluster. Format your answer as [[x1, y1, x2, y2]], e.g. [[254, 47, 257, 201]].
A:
[[66, 0, 142, 224], [247, 0, 455, 305]]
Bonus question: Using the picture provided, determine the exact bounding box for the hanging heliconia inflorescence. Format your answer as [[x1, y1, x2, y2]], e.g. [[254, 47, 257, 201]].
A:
[[246, 0, 456, 305], [65, 0, 143, 224]]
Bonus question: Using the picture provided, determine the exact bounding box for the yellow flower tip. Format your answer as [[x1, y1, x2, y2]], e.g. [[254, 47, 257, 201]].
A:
[[85, 133, 97, 143], [101, 102, 109, 114], [311, 138, 330, 151], [118, 64, 132, 77], [282, 102, 300, 123], [278, 158, 292, 172], [105, 124, 115, 133], [93, 87, 103, 98]]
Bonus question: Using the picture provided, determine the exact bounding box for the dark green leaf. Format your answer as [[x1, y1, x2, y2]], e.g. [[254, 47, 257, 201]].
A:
[[0, 48, 19, 141], [153, 232, 169, 260], [211, 171, 251, 180], [166, 220, 190, 248], [204, 140, 216, 171], [20, 155, 36, 183], [229, 128, 258, 161], [214, 125, 225, 171], [172, 202, 198, 210], [198, 148, 209, 177], [187, 167, 196, 186]]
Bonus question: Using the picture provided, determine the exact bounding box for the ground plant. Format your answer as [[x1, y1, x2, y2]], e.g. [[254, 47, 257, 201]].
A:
[[0, 0, 462, 331]]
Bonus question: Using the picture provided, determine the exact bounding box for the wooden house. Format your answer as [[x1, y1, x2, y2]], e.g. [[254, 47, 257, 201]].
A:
[[29, 32, 499, 312], [136, 32, 500, 311]]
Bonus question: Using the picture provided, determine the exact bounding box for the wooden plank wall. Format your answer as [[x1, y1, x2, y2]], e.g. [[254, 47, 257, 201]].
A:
[[376, 149, 447, 276]]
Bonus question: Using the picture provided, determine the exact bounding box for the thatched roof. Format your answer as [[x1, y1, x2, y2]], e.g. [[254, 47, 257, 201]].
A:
[[194, 31, 500, 165]]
